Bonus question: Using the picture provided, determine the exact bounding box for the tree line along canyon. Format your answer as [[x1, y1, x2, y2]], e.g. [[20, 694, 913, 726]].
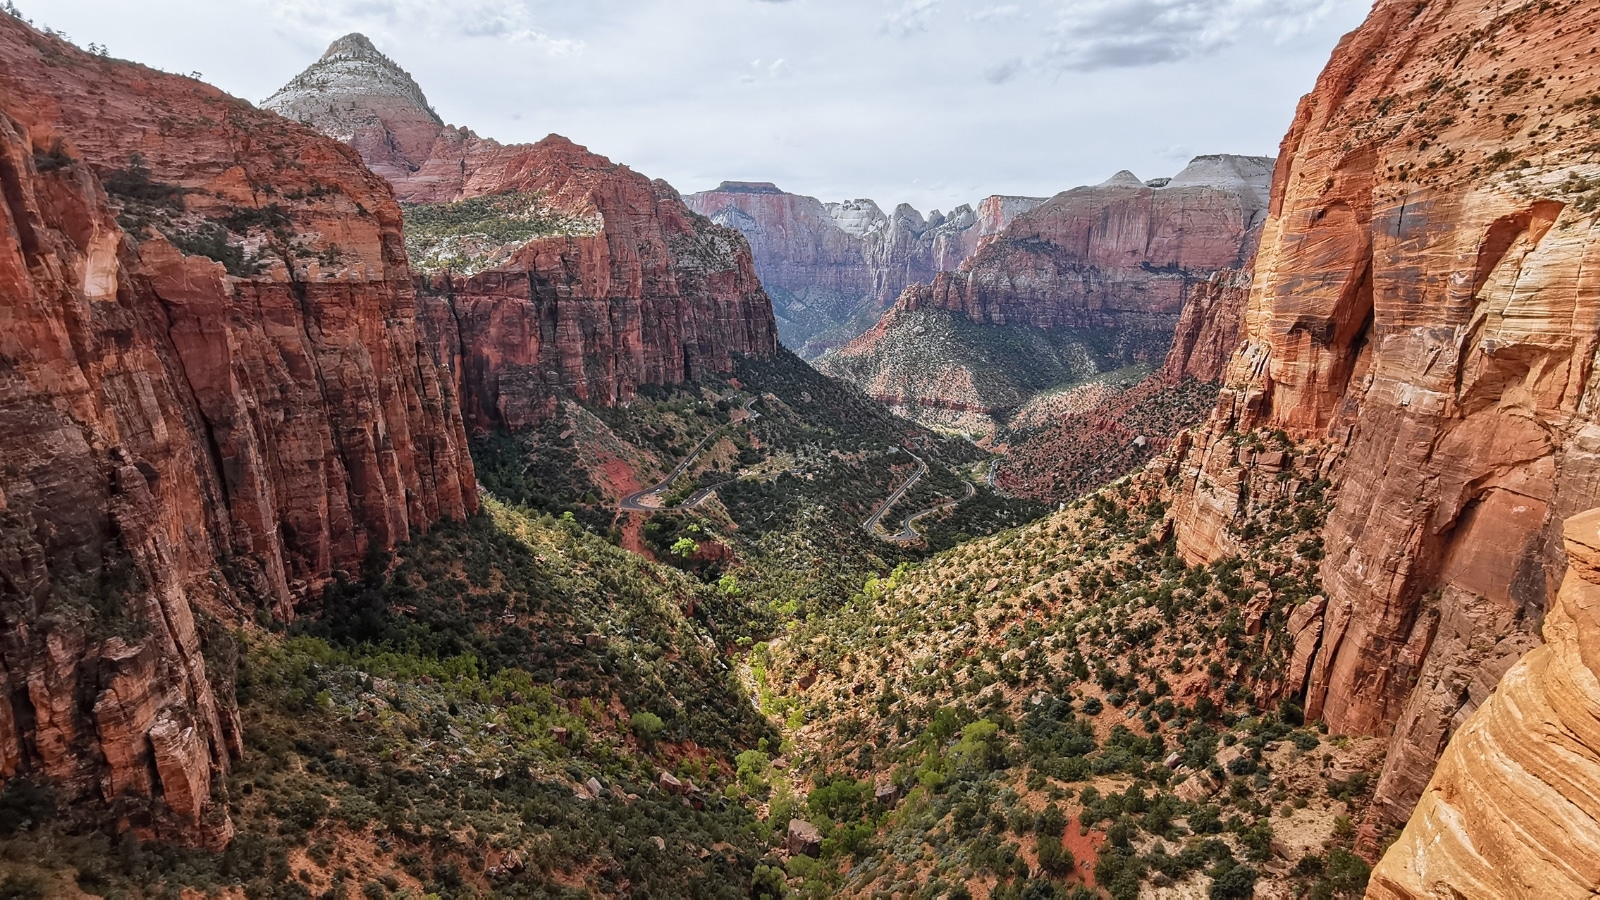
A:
[[0, 0, 1597, 897]]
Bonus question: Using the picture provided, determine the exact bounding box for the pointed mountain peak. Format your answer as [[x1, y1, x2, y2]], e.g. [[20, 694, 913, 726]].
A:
[[1098, 170, 1146, 188], [323, 32, 381, 61], [263, 33, 444, 136]]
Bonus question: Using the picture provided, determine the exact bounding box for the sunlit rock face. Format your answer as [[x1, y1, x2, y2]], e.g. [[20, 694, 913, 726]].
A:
[[1370, 508, 1600, 898], [1167, 0, 1600, 836]]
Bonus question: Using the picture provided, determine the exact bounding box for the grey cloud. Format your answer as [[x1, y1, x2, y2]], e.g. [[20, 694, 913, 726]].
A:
[[984, 58, 1023, 84], [1037, 0, 1340, 71]]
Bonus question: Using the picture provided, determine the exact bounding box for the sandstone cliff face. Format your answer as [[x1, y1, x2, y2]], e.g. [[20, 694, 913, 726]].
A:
[[1160, 268, 1250, 384], [814, 160, 1267, 433], [0, 18, 476, 843], [945, 156, 1272, 330], [817, 274, 1177, 434], [684, 183, 1044, 353], [1370, 508, 1600, 898], [269, 39, 779, 431], [686, 182, 878, 340], [1168, 0, 1600, 830]]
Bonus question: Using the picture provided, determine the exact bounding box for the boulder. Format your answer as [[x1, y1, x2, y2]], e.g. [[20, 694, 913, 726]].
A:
[[786, 819, 823, 858]]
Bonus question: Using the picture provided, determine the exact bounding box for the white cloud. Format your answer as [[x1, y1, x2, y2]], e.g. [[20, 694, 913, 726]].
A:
[[33, 0, 1371, 213], [968, 4, 1022, 22], [880, 0, 942, 37], [262, 0, 583, 54]]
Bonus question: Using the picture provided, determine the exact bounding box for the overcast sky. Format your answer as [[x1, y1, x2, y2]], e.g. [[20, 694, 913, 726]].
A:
[[33, 0, 1371, 212]]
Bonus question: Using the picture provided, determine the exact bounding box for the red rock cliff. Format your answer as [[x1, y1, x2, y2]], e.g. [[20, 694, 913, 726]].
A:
[[1160, 268, 1250, 384], [268, 38, 779, 429], [409, 141, 779, 430], [939, 157, 1271, 330], [0, 17, 475, 844], [1168, 0, 1600, 831], [1370, 507, 1600, 897]]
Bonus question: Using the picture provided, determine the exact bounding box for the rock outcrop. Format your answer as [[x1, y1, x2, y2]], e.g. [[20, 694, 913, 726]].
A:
[[267, 38, 779, 430], [1167, 0, 1600, 832], [1160, 269, 1249, 384], [260, 33, 444, 187], [817, 276, 1177, 434], [0, 17, 475, 844], [1370, 508, 1600, 897], [685, 182, 878, 342], [685, 183, 1045, 354]]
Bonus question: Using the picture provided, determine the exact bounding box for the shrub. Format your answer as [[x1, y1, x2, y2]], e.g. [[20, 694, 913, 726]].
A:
[[1309, 848, 1372, 899], [1036, 833, 1075, 876], [0, 778, 55, 835], [1209, 864, 1259, 899], [631, 711, 666, 745], [0, 875, 47, 900]]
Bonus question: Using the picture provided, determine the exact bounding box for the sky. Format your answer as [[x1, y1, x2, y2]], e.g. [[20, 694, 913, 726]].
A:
[[32, 0, 1373, 213]]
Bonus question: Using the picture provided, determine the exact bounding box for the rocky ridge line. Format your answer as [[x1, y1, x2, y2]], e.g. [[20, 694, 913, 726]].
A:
[[265, 35, 781, 431]]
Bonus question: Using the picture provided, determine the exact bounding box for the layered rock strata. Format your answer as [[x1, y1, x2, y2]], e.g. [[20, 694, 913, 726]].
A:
[[817, 276, 1176, 434], [1160, 268, 1249, 384], [1370, 508, 1600, 897], [685, 183, 1045, 352], [1168, 0, 1600, 831], [268, 39, 779, 430], [0, 17, 475, 844], [936, 156, 1272, 329]]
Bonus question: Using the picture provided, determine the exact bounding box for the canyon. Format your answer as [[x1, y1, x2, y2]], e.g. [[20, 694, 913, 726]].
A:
[[1, 0, 1599, 893], [815, 157, 1270, 435], [266, 34, 779, 431], [684, 182, 1046, 355]]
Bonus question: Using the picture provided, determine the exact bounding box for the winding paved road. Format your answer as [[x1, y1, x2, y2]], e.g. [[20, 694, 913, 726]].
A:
[[619, 396, 760, 513], [863, 451, 984, 543], [898, 478, 977, 540], [861, 450, 928, 538]]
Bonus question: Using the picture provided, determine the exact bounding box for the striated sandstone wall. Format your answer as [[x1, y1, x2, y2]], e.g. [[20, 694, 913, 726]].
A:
[[1169, 0, 1600, 829], [407, 147, 779, 431], [947, 158, 1270, 330], [1369, 508, 1600, 897], [0, 18, 475, 843]]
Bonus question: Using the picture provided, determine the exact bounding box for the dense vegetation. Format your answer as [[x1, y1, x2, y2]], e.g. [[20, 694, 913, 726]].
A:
[[0, 501, 784, 898], [475, 350, 1046, 621], [402, 192, 602, 275], [746, 432, 1378, 899]]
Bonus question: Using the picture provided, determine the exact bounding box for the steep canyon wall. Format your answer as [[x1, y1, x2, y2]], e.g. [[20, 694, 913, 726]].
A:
[[1168, 0, 1600, 841], [0, 19, 476, 843]]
